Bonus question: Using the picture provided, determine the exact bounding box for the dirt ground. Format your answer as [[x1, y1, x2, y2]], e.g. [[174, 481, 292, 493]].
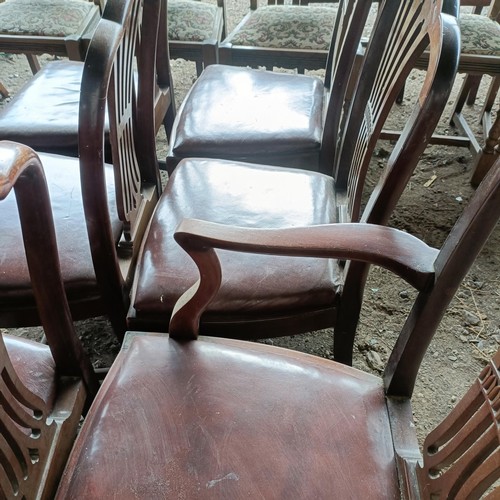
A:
[[0, 3, 499, 449]]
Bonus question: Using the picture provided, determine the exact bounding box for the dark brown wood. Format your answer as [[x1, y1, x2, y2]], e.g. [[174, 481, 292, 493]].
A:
[[55, 162, 500, 498], [0, 0, 170, 340], [130, 0, 460, 361]]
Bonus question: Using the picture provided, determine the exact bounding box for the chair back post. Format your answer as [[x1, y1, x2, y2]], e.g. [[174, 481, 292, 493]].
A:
[[79, 0, 162, 337], [319, 0, 373, 172], [0, 141, 99, 397], [384, 162, 500, 398]]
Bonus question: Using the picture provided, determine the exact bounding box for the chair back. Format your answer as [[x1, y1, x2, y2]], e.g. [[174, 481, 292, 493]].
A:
[[417, 349, 500, 498], [78, 0, 165, 317], [330, 0, 459, 225], [319, 0, 373, 169]]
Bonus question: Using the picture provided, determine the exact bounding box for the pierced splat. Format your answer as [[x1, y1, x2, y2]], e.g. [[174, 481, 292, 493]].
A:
[[0, 335, 56, 499], [419, 350, 500, 499]]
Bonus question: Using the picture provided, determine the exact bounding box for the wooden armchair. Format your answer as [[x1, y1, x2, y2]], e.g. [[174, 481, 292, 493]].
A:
[[218, 0, 342, 72], [0, 0, 175, 157], [129, 0, 460, 352], [168, 0, 227, 75], [0, 141, 98, 499], [0, 0, 102, 74], [54, 159, 500, 499], [0, 0, 165, 339]]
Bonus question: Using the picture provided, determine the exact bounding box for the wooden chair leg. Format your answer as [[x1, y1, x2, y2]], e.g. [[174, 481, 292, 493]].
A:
[[450, 75, 478, 125], [0, 81, 9, 98], [465, 75, 482, 106], [25, 53, 41, 73], [471, 109, 500, 187]]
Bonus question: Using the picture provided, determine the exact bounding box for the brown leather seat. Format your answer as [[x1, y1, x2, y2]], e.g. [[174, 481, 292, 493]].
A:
[[170, 65, 325, 168], [57, 334, 400, 498], [0, 153, 119, 323], [132, 159, 340, 322], [0, 61, 108, 155]]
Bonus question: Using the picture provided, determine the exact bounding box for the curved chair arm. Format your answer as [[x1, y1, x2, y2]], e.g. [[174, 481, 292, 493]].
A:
[[0, 141, 98, 397], [170, 219, 439, 339]]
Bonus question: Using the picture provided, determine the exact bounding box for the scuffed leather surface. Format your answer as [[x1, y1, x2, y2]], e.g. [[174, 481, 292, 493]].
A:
[[57, 334, 399, 499], [4, 334, 56, 409], [0, 152, 121, 306], [0, 60, 109, 153], [132, 158, 341, 317], [170, 64, 324, 160]]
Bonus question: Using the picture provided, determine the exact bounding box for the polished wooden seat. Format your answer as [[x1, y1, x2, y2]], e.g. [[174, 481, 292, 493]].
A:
[[129, 0, 460, 357], [0, 141, 98, 499], [0, 0, 165, 339], [0, 0, 175, 157], [55, 159, 500, 499]]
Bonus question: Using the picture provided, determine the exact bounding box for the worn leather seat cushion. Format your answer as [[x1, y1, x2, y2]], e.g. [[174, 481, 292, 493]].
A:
[[169, 64, 324, 162], [131, 158, 341, 322], [0, 60, 109, 154], [0, 152, 120, 306], [4, 334, 56, 409], [57, 333, 399, 498]]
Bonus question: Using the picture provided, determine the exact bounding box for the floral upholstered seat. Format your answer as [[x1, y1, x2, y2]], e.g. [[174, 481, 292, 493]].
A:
[[168, 0, 220, 43], [0, 0, 100, 81], [219, 3, 339, 71], [224, 5, 337, 51], [460, 13, 500, 55], [0, 0, 96, 37], [167, 0, 226, 75]]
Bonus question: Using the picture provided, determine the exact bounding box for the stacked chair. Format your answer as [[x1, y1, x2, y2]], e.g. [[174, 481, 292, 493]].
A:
[[54, 154, 500, 497], [128, 0, 460, 366], [0, 142, 98, 498], [0, 0, 172, 338]]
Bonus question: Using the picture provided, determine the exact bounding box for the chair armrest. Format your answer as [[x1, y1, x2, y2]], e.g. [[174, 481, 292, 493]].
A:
[[0, 141, 98, 396], [170, 219, 438, 338]]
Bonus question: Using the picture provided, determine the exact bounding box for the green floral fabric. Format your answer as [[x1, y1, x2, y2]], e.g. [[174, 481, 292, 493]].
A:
[[460, 14, 500, 55], [225, 5, 337, 51], [0, 0, 95, 36], [168, 0, 218, 42]]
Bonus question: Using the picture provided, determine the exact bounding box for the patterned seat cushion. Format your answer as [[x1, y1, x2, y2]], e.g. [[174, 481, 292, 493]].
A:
[[168, 0, 219, 42], [460, 14, 500, 56], [225, 5, 338, 51], [0, 0, 95, 37]]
